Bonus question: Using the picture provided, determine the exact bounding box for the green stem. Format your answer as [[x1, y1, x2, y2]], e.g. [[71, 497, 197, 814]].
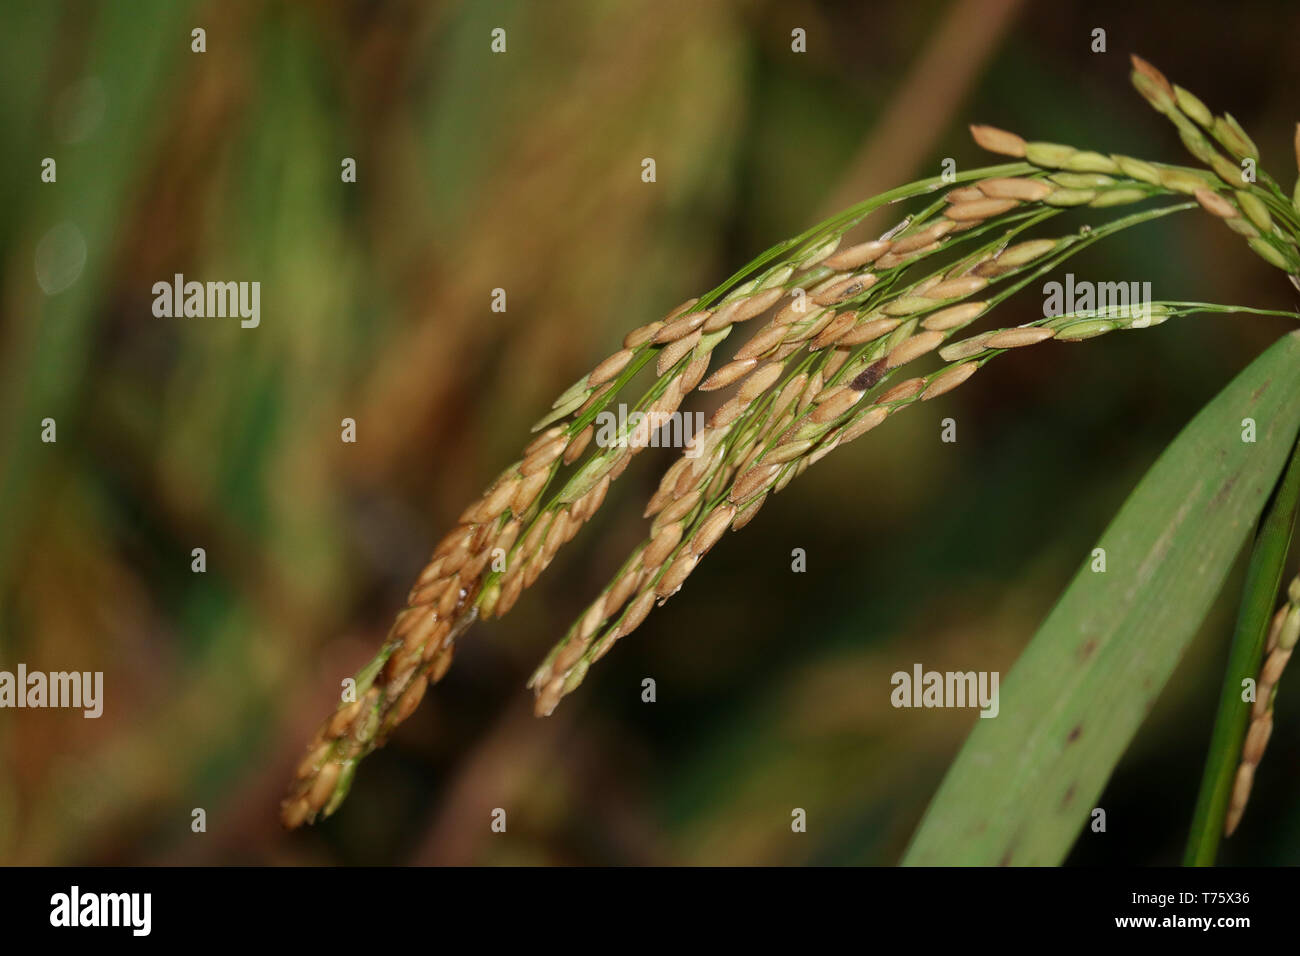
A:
[[696, 161, 1036, 307], [1183, 427, 1300, 864]]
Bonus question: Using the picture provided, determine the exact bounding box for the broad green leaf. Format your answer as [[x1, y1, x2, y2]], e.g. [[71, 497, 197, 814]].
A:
[[904, 330, 1300, 866]]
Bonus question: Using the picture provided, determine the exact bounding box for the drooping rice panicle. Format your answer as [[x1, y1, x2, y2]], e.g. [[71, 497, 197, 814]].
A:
[[1225, 574, 1300, 836], [285, 58, 1300, 829], [526, 199, 1216, 715], [282, 159, 1055, 826]]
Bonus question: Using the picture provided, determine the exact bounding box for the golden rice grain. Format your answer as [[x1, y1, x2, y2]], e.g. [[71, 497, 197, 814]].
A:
[[575, 382, 615, 417], [571, 474, 610, 523], [524, 426, 565, 457], [647, 379, 685, 421], [606, 564, 644, 614], [701, 299, 744, 333], [1225, 765, 1254, 836], [782, 309, 838, 345], [511, 470, 549, 514], [922, 275, 988, 299], [891, 220, 956, 254], [700, 357, 757, 391], [812, 274, 877, 306], [587, 348, 635, 387], [658, 489, 702, 526], [656, 329, 702, 376], [977, 177, 1052, 201], [938, 331, 994, 361], [730, 463, 780, 503], [838, 316, 902, 346], [551, 635, 589, 676], [876, 377, 926, 404], [944, 197, 1020, 221], [643, 521, 684, 568], [823, 239, 892, 270], [1241, 712, 1273, 765], [306, 761, 341, 813], [521, 435, 568, 475], [886, 330, 945, 367], [578, 596, 608, 642], [615, 590, 657, 639], [1194, 188, 1238, 219], [969, 124, 1028, 157], [806, 435, 840, 466], [822, 347, 851, 379], [655, 551, 700, 598], [653, 310, 711, 344], [682, 354, 711, 392], [762, 439, 814, 465], [623, 321, 663, 348], [710, 396, 747, 428], [392, 675, 429, 725], [735, 323, 788, 362], [769, 373, 807, 419], [1130, 54, 1174, 101], [492, 519, 521, 559], [738, 362, 785, 403], [884, 296, 940, 317], [731, 286, 786, 322], [841, 406, 889, 444], [985, 327, 1055, 348], [519, 514, 550, 557], [798, 370, 823, 413], [810, 387, 865, 423], [775, 298, 824, 326], [664, 297, 700, 322], [691, 505, 736, 555], [995, 238, 1058, 267], [921, 302, 986, 331], [875, 243, 940, 269], [563, 426, 594, 464], [809, 311, 857, 350], [922, 361, 979, 399], [496, 572, 524, 618]]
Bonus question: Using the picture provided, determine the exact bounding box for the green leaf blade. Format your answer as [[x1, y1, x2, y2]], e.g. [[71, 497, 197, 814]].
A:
[[903, 330, 1300, 866]]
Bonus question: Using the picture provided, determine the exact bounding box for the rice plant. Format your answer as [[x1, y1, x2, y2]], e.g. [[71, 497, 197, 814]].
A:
[[282, 56, 1300, 866]]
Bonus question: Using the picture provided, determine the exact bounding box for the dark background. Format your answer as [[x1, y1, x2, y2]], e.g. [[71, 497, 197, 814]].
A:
[[2, 0, 1299, 865]]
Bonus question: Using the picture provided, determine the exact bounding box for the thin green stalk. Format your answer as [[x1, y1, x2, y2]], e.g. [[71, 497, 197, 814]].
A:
[[695, 161, 1035, 307], [1184, 428, 1300, 865]]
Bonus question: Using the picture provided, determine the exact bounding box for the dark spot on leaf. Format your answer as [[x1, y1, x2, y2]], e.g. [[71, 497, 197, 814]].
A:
[[1209, 473, 1239, 508], [999, 847, 1015, 866], [1067, 724, 1082, 743], [1062, 783, 1076, 807], [1078, 638, 1098, 661]]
